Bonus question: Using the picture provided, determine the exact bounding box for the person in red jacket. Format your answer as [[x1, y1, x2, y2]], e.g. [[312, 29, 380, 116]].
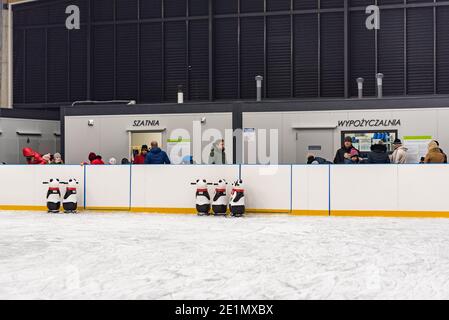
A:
[[133, 145, 148, 164], [91, 155, 105, 165], [88, 152, 97, 164], [22, 147, 47, 165]]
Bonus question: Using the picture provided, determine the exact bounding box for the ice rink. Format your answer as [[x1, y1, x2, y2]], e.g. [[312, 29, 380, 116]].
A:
[[1, 211, 449, 300]]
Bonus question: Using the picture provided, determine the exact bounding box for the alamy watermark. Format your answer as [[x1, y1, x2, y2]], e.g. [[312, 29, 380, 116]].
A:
[[66, 5, 80, 30], [64, 4, 380, 31]]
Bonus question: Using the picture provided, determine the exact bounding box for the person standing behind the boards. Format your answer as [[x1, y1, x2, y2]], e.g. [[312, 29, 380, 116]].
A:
[[133, 145, 148, 164], [390, 139, 408, 164], [145, 141, 171, 164], [424, 141, 446, 163], [208, 139, 226, 164], [367, 141, 391, 164], [334, 136, 359, 164]]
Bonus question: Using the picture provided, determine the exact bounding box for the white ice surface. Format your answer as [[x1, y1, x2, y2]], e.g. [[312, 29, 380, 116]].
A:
[[1, 211, 449, 300]]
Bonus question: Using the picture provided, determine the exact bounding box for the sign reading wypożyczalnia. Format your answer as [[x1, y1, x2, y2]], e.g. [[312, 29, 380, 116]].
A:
[[338, 119, 401, 128]]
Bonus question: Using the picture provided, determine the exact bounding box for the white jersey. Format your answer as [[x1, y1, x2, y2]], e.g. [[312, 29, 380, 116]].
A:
[[212, 189, 228, 206], [196, 189, 211, 206], [47, 189, 61, 204], [230, 189, 245, 207], [63, 188, 77, 204]]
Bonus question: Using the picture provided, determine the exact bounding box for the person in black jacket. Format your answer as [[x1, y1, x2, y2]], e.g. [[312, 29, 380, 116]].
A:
[[334, 136, 359, 164], [367, 142, 391, 164], [307, 154, 332, 164]]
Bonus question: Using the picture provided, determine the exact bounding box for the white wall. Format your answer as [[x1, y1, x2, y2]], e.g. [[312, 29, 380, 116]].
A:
[[243, 107, 449, 164], [64, 113, 233, 164]]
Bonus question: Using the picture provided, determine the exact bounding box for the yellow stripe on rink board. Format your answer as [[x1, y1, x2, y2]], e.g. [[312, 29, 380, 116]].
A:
[[290, 210, 329, 216], [85, 207, 130, 211], [130, 207, 197, 214], [2, 205, 449, 218], [331, 210, 449, 218], [0, 205, 48, 211], [246, 209, 290, 214]]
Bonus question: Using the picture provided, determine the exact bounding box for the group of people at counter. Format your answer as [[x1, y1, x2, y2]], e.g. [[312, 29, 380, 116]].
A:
[[15, 137, 447, 166], [307, 136, 447, 165]]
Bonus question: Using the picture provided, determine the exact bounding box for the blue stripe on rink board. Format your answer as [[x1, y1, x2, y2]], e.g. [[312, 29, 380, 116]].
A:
[[328, 164, 331, 216], [129, 164, 132, 210], [83, 165, 86, 210]]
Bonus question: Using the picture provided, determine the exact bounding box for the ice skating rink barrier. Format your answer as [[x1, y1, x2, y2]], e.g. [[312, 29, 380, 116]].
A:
[[1, 164, 449, 217]]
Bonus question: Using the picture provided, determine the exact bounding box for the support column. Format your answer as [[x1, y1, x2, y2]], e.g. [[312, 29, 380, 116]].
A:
[[0, 4, 11, 108]]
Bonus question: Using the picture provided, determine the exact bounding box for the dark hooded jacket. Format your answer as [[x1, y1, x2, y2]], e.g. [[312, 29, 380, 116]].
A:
[[367, 144, 391, 164], [145, 148, 171, 164], [334, 146, 358, 164]]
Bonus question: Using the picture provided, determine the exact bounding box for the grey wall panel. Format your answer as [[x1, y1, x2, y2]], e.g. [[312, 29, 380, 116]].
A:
[[241, 0, 265, 14], [437, 6, 449, 94], [25, 29, 46, 103], [349, 10, 375, 97], [12, 0, 449, 107], [116, 0, 138, 20], [140, 23, 163, 102], [69, 28, 88, 102], [13, 29, 24, 104], [294, 14, 318, 98], [92, 0, 114, 22], [189, 19, 209, 100], [92, 25, 115, 101], [378, 9, 405, 96], [165, 0, 187, 17], [116, 24, 138, 101], [294, 0, 318, 10], [0, 118, 60, 164], [267, 0, 291, 11], [164, 21, 187, 102], [47, 27, 69, 103], [190, 0, 209, 16], [320, 0, 343, 9], [320, 12, 345, 97], [214, 18, 238, 99], [350, 0, 372, 6], [266, 15, 291, 98], [240, 17, 265, 99], [214, 0, 238, 14], [407, 7, 434, 95], [140, 0, 162, 18]]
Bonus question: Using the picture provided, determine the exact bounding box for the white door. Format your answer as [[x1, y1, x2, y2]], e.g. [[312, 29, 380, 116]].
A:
[[129, 132, 164, 160], [296, 129, 335, 164]]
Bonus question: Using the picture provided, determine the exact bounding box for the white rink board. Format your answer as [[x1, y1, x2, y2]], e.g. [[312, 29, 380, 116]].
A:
[[0, 165, 84, 207], [292, 165, 329, 213], [131, 165, 239, 209], [85, 165, 131, 208], [398, 165, 449, 212], [3, 164, 449, 215], [0, 166, 35, 206], [330, 165, 399, 211], [240, 165, 291, 211]]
